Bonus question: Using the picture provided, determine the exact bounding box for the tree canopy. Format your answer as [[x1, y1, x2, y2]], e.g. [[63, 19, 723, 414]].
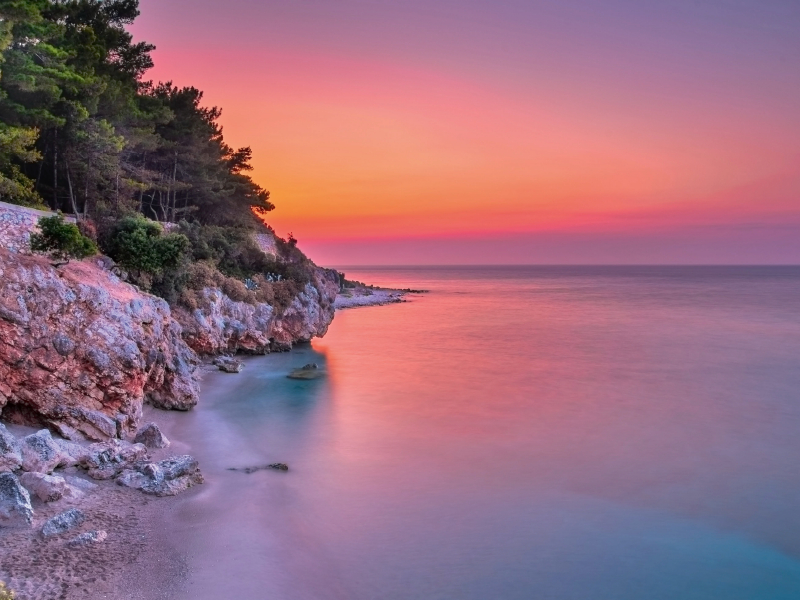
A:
[[0, 0, 274, 225]]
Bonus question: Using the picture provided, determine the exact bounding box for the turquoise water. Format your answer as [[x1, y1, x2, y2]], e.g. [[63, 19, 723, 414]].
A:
[[161, 266, 800, 599]]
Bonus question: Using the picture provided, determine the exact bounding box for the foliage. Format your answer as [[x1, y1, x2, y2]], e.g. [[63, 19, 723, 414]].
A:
[[105, 214, 189, 279], [0, 580, 14, 600], [2, 1, 313, 310], [30, 213, 97, 261]]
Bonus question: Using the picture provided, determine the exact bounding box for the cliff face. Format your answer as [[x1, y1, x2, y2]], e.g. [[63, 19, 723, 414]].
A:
[[0, 250, 199, 440], [0, 202, 338, 439], [176, 267, 340, 355]]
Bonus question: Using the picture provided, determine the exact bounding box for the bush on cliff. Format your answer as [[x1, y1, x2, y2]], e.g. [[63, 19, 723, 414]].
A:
[[30, 214, 97, 262], [106, 215, 190, 285], [0, 580, 15, 599]]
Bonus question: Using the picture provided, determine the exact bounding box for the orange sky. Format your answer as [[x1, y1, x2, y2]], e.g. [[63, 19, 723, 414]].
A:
[[133, 0, 800, 263]]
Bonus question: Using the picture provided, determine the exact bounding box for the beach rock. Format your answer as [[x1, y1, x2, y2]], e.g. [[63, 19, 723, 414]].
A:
[[82, 439, 148, 480], [269, 463, 289, 471], [63, 475, 98, 493], [214, 356, 244, 373], [67, 529, 107, 547], [41, 508, 85, 537], [0, 423, 22, 472], [0, 472, 33, 527], [55, 439, 90, 468], [117, 455, 203, 496], [20, 429, 62, 474], [0, 246, 199, 439], [133, 422, 170, 449], [19, 472, 73, 502], [228, 462, 289, 473]]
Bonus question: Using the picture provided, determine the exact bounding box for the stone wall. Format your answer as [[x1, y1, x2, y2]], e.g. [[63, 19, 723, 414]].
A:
[[0, 201, 76, 254]]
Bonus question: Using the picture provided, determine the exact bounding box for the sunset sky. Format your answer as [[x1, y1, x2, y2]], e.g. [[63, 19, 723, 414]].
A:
[[133, 0, 800, 264]]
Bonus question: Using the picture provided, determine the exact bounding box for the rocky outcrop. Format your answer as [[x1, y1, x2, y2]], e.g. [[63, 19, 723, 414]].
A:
[[177, 268, 340, 355], [0, 249, 199, 439]]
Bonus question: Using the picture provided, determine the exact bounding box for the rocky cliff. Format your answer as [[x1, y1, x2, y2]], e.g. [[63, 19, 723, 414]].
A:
[[0, 202, 338, 439], [176, 267, 339, 355], [0, 250, 199, 440]]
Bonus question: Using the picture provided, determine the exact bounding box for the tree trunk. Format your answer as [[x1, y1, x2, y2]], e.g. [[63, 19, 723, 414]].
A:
[[65, 163, 79, 219], [52, 128, 58, 209]]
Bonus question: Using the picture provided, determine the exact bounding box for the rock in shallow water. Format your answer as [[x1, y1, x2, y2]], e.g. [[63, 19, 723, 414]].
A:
[[213, 356, 244, 373], [41, 508, 86, 537], [133, 422, 170, 449], [82, 439, 148, 480], [0, 472, 33, 527], [117, 455, 203, 496], [287, 363, 326, 380]]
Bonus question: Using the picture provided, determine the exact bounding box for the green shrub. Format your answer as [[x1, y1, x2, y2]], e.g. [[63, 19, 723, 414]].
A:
[[0, 580, 15, 599], [107, 216, 189, 276], [30, 214, 97, 262]]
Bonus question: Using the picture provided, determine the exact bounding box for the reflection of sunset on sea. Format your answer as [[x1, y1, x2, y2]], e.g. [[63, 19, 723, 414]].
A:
[[134, 0, 800, 264]]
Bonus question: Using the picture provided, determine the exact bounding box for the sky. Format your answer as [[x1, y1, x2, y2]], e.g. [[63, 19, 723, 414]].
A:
[[132, 0, 800, 264]]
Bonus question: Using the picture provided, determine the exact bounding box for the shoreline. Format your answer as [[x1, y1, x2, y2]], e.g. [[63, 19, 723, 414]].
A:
[[0, 280, 423, 599]]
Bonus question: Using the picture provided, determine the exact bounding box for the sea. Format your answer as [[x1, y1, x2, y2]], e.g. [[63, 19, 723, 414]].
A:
[[155, 266, 800, 600]]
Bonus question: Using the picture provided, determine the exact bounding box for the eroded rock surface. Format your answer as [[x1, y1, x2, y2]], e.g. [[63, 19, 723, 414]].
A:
[[20, 472, 83, 503], [177, 268, 339, 355], [0, 250, 199, 438]]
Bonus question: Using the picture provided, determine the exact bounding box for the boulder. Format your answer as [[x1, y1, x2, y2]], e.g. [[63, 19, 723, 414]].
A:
[[20, 429, 62, 474], [117, 455, 203, 497], [67, 530, 107, 547], [0, 423, 22, 472], [42, 508, 86, 537], [214, 356, 244, 373], [81, 439, 148, 480], [133, 422, 170, 449], [20, 472, 83, 503], [0, 472, 33, 527]]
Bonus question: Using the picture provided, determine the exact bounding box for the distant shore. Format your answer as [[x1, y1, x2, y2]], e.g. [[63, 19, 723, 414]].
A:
[[334, 284, 427, 310]]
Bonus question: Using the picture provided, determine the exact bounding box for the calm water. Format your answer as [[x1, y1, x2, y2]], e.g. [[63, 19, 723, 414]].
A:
[[158, 266, 800, 600]]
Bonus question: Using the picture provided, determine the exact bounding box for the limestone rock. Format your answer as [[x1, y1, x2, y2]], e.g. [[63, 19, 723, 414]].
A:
[[20, 472, 73, 502], [0, 472, 33, 527], [0, 249, 199, 438], [81, 439, 148, 480], [20, 429, 62, 474], [133, 422, 170, 449], [55, 439, 90, 468], [117, 455, 203, 496], [67, 529, 107, 547], [41, 508, 85, 537], [0, 423, 22, 472]]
